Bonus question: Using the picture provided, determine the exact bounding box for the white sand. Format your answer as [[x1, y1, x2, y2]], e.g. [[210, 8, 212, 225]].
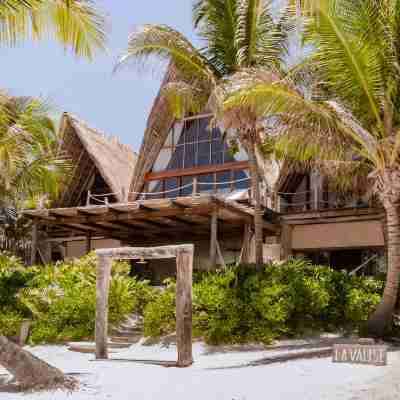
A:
[[1, 342, 399, 400]]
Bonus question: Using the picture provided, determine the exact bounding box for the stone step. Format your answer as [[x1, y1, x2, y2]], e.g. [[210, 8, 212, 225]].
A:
[[118, 323, 143, 331], [110, 335, 142, 344], [68, 342, 131, 354], [111, 329, 143, 338]]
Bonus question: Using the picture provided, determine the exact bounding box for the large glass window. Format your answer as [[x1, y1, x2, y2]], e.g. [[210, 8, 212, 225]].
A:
[[147, 117, 250, 198]]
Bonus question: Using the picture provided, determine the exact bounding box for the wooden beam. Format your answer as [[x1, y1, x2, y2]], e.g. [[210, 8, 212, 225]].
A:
[[238, 224, 252, 265], [85, 233, 92, 254], [145, 161, 249, 181], [95, 255, 112, 359], [95, 245, 194, 366], [176, 249, 193, 367], [96, 244, 194, 260], [60, 223, 131, 242], [281, 224, 293, 260], [216, 240, 226, 268], [30, 222, 38, 266], [281, 207, 383, 221], [172, 199, 190, 209], [41, 205, 216, 226], [210, 210, 218, 269], [282, 214, 384, 226]]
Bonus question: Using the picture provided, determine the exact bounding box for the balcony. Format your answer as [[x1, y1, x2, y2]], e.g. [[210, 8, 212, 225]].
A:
[[277, 189, 371, 214]]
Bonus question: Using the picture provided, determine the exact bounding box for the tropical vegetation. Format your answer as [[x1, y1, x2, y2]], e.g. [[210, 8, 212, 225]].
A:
[[0, 252, 150, 343], [0, 0, 106, 58], [0, 252, 384, 345], [223, 0, 400, 336], [0, 0, 107, 390], [116, 0, 294, 267]]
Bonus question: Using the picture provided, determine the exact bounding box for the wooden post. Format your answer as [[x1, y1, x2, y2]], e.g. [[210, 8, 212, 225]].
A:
[[281, 224, 293, 260], [85, 234, 92, 254], [209, 210, 218, 269], [94, 245, 194, 366], [176, 249, 193, 367], [216, 241, 227, 268], [192, 176, 198, 196], [30, 221, 38, 266], [313, 185, 319, 210], [95, 255, 112, 360], [121, 187, 128, 202], [238, 224, 252, 265], [86, 190, 91, 206]]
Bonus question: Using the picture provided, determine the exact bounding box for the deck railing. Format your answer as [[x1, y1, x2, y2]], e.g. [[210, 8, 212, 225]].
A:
[[277, 189, 370, 213], [0, 235, 31, 265], [86, 175, 252, 205]]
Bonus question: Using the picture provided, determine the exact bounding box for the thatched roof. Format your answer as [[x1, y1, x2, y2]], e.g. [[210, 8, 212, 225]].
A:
[[58, 113, 138, 206], [129, 63, 285, 198], [129, 65, 179, 200]]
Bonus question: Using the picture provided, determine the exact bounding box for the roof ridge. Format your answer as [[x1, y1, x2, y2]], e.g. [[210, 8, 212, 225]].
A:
[[64, 112, 137, 156]]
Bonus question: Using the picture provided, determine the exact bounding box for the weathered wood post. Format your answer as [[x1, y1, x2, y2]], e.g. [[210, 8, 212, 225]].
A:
[[210, 210, 218, 268], [176, 247, 194, 367], [281, 223, 293, 260], [85, 233, 92, 254], [95, 245, 194, 366], [95, 255, 112, 359], [30, 221, 38, 266]]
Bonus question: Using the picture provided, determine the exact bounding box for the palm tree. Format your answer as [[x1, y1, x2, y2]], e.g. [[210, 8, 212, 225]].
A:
[[0, 96, 69, 207], [0, 1, 106, 390], [0, 0, 106, 58], [224, 0, 400, 336], [116, 0, 291, 267]]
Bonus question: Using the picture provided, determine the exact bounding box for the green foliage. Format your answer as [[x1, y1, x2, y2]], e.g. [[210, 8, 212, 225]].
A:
[[0, 252, 154, 343], [142, 258, 383, 345], [0, 252, 33, 312], [143, 279, 176, 338], [0, 308, 24, 337], [0, 252, 384, 346]]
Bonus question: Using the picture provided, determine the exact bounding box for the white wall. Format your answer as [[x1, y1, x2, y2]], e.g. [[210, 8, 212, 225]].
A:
[[64, 238, 121, 260]]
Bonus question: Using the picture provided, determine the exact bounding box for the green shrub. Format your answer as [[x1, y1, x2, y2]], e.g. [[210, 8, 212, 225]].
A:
[[139, 258, 384, 345], [0, 252, 33, 312], [193, 269, 244, 344], [0, 251, 385, 346], [17, 253, 153, 344], [0, 308, 24, 337], [143, 279, 176, 337]]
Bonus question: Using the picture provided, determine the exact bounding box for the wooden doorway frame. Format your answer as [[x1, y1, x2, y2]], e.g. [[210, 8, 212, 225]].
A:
[[95, 244, 194, 367]]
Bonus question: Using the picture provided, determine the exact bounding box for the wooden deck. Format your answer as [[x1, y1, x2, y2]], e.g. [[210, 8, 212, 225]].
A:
[[24, 195, 278, 243]]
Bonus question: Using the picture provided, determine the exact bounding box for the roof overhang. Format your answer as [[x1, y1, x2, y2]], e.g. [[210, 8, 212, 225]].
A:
[[24, 195, 278, 243]]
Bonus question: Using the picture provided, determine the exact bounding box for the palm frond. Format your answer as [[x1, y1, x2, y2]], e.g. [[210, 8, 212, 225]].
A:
[[302, 0, 384, 132], [0, 0, 106, 58], [161, 81, 209, 120], [116, 24, 216, 86], [193, 0, 238, 76], [236, 0, 291, 69], [0, 96, 71, 207]]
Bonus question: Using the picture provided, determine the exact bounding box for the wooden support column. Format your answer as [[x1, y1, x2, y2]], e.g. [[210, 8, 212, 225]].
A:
[[94, 245, 194, 366], [209, 210, 218, 269], [176, 249, 193, 367], [85, 234, 92, 254], [95, 255, 112, 360], [281, 224, 293, 260], [216, 241, 227, 268], [30, 221, 38, 266], [238, 224, 252, 265]]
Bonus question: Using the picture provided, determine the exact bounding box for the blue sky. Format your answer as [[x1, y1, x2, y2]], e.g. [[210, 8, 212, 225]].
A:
[[0, 1, 197, 152]]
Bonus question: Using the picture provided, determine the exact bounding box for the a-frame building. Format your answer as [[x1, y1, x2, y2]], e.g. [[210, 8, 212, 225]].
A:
[[25, 69, 386, 277]]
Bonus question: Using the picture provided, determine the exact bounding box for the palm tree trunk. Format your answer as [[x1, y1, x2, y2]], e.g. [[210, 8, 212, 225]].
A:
[[247, 143, 263, 268], [366, 203, 400, 337], [0, 335, 76, 391]]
